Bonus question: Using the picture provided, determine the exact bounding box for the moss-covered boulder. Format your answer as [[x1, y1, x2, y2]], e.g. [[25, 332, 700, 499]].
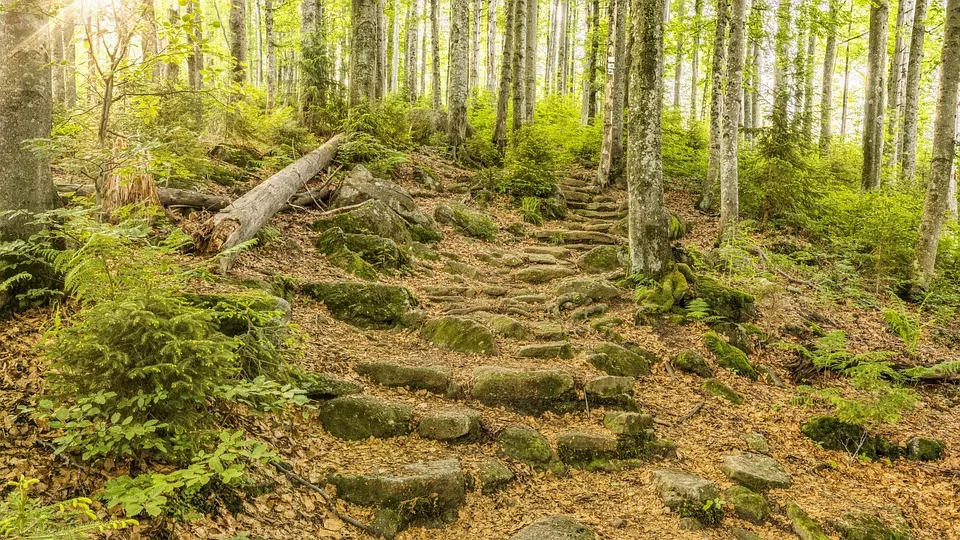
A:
[[421, 316, 496, 355], [555, 277, 621, 303], [905, 437, 946, 461], [434, 203, 498, 240], [584, 376, 638, 411], [326, 248, 378, 280], [471, 367, 579, 415], [476, 459, 514, 494], [498, 427, 566, 476], [302, 373, 364, 400], [577, 246, 629, 274], [721, 453, 792, 491], [409, 108, 448, 144], [302, 281, 418, 328], [831, 511, 915, 540], [511, 516, 596, 540], [589, 342, 655, 377], [556, 431, 620, 469], [800, 416, 902, 460], [354, 362, 459, 396], [652, 469, 722, 527], [517, 341, 574, 359], [724, 486, 770, 523], [468, 312, 527, 339], [320, 395, 413, 440], [332, 165, 440, 241], [786, 500, 829, 540], [636, 266, 690, 314], [703, 378, 743, 404], [444, 260, 483, 279], [311, 199, 413, 244], [316, 227, 409, 271], [673, 350, 713, 377], [417, 408, 483, 442], [704, 332, 758, 380], [693, 275, 756, 322]]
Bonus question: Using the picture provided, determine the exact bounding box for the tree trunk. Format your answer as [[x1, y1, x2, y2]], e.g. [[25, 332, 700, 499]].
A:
[[801, 25, 815, 140], [673, 0, 685, 109], [719, 0, 745, 237], [585, 0, 600, 122], [597, 0, 628, 187], [840, 14, 851, 138], [887, 0, 913, 168], [449, 0, 470, 158], [690, 0, 702, 122], [900, 0, 930, 184], [627, 0, 672, 277], [431, 0, 441, 108], [771, 0, 791, 136], [750, 40, 759, 130], [63, 9, 77, 107], [472, 0, 481, 89], [57, 184, 231, 211], [420, 0, 427, 95], [141, 0, 160, 81], [51, 22, 63, 105], [351, 0, 379, 105], [792, 13, 807, 132], [0, 0, 57, 242], [556, 0, 568, 92], [487, 0, 498, 92], [546, 0, 556, 93], [187, 0, 204, 94], [697, 0, 726, 211], [861, 0, 888, 191], [376, 0, 388, 98], [405, 0, 420, 102], [512, 0, 527, 129], [230, 0, 247, 83], [913, 0, 960, 287], [524, 0, 538, 121], [264, 0, 276, 106], [819, 0, 838, 156], [392, 2, 400, 92], [199, 134, 344, 273], [494, 0, 516, 152]]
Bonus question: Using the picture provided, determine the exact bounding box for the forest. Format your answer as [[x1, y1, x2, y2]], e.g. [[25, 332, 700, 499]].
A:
[[1, 0, 959, 536]]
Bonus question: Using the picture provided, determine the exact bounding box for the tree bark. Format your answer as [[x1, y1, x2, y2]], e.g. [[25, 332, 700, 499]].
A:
[[913, 0, 960, 287], [900, 0, 930, 184], [556, 0, 568, 92], [585, 0, 600, 122], [792, 10, 807, 132], [861, 0, 888, 191], [229, 0, 247, 83], [187, 0, 204, 94], [392, 2, 400, 92], [420, 0, 427, 95], [265, 0, 276, 106], [51, 22, 63, 105], [199, 134, 344, 273], [473, 0, 481, 89], [627, 0, 672, 277], [719, 0, 745, 237], [57, 184, 231, 211], [819, 0, 838, 156], [750, 39, 759, 130], [141, 0, 160, 81], [840, 13, 851, 138], [405, 0, 420, 102], [512, 0, 527, 130], [801, 24, 815, 140], [597, 0, 628, 187], [771, 0, 791, 136], [449, 0, 470, 158], [887, 0, 913, 168], [62, 9, 76, 107], [376, 0, 388, 98], [524, 0, 538, 121], [494, 0, 516, 152], [431, 0, 441, 108], [350, 0, 379, 105], [673, 0, 685, 109], [690, 0, 702, 122], [487, 0, 498, 92], [697, 0, 726, 211]]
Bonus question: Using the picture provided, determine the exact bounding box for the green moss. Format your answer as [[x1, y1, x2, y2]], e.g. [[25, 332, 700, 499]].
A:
[[311, 200, 412, 244], [906, 437, 946, 461], [676, 499, 725, 527], [786, 500, 828, 540], [589, 342, 654, 377], [421, 316, 496, 355], [668, 212, 692, 240], [498, 427, 566, 477], [328, 248, 378, 280], [833, 511, 915, 540], [316, 227, 410, 271], [693, 275, 756, 322], [578, 246, 628, 274], [434, 203, 498, 241], [636, 266, 690, 313], [704, 332, 758, 380], [301, 281, 417, 328], [724, 486, 770, 523], [800, 416, 902, 460], [674, 350, 713, 377], [703, 378, 743, 405]]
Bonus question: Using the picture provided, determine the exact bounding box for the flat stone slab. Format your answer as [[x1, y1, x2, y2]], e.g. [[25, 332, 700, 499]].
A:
[[477, 459, 514, 494], [354, 362, 458, 396], [518, 341, 574, 359], [722, 453, 792, 491], [471, 367, 579, 415], [533, 229, 622, 245], [417, 408, 483, 442], [604, 412, 654, 436], [556, 431, 618, 467], [511, 516, 596, 540], [514, 265, 578, 284], [588, 342, 654, 377], [421, 316, 497, 355], [320, 395, 413, 440], [498, 427, 566, 476], [651, 469, 719, 510]]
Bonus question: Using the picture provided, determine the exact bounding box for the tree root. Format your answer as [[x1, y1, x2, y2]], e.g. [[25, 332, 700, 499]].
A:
[[270, 460, 379, 537]]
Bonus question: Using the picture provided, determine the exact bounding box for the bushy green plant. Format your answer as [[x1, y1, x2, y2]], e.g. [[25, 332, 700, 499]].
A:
[[881, 304, 929, 357], [661, 109, 708, 180], [337, 98, 412, 177], [520, 196, 545, 225], [500, 123, 560, 197]]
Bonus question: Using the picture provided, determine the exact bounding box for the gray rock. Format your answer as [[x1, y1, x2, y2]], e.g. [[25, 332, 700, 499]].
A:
[[517, 341, 574, 359], [603, 412, 654, 437], [477, 459, 514, 494], [584, 376, 637, 411], [743, 432, 771, 454], [722, 453, 792, 491], [444, 260, 483, 279], [724, 485, 770, 523], [651, 469, 719, 510], [588, 342, 654, 377], [301, 281, 418, 329], [421, 316, 497, 355], [354, 362, 459, 396], [417, 408, 483, 442], [303, 373, 363, 400], [469, 312, 527, 339], [311, 199, 413, 244], [556, 431, 619, 467], [529, 322, 567, 340], [514, 265, 578, 284], [905, 436, 946, 461], [577, 246, 628, 274], [498, 427, 566, 476], [510, 516, 596, 540], [673, 350, 713, 378], [332, 165, 439, 237], [434, 203, 498, 240], [786, 500, 828, 540], [471, 367, 579, 415], [315, 227, 408, 271], [320, 395, 413, 440], [832, 511, 915, 540], [731, 528, 763, 540], [554, 278, 621, 302]]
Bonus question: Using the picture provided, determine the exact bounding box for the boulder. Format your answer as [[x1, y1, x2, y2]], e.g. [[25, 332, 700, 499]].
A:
[[529, 322, 567, 340], [577, 245, 629, 274], [435, 203, 498, 240], [332, 165, 440, 241], [731, 529, 763, 540], [498, 427, 566, 476], [510, 516, 596, 540], [303, 373, 364, 400], [651, 469, 721, 525], [409, 108, 448, 144], [417, 408, 483, 442], [703, 378, 743, 405], [800, 416, 902, 460], [471, 367, 579, 415], [724, 486, 770, 523], [721, 453, 792, 491], [603, 412, 654, 437], [556, 431, 619, 468], [673, 350, 713, 377], [476, 459, 514, 494], [743, 432, 771, 454], [320, 395, 413, 440], [514, 265, 578, 284], [704, 332, 758, 380], [831, 511, 914, 540], [554, 278, 621, 303], [302, 281, 418, 328], [588, 342, 654, 377], [517, 341, 574, 359], [312, 199, 412, 244], [785, 500, 829, 540], [584, 376, 637, 411], [444, 260, 483, 279], [354, 362, 459, 396], [421, 316, 497, 355], [693, 275, 756, 323], [905, 437, 946, 461], [315, 227, 409, 270], [469, 312, 527, 339]]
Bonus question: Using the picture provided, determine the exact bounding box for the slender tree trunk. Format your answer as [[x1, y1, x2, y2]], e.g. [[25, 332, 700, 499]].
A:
[[585, 0, 600, 122], [556, 0, 568, 92], [819, 0, 838, 156], [743, 17, 753, 138], [900, 0, 930, 184], [265, 0, 276, 106], [405, 0, 420, 101], [350, 0, 379, 105], [697, 0, 726, 211], [673, 0, 685, 109], [568, 1, 578, 92], [792, 12, 807, 132], [421, 0, 427, 95], [431, 0, 441, 108], [63, 10, 76, 107], [141, 0, 160, 80], [690, 0, 702, 122], [487, 0, 498, 93], [525, 0, 538, 121], [449, 0, 470, 158], [751, 40, 759, 129], [545, 0, 555, 92], [840, 14, 851, 138], [887, 0, 913, 167], [473, 0, 481, 89], [376, 0, 388, 98], [392, 3, 400, 91], [913, 0, 960, 286], [597, 0, 627, 187], [51, 22, 64, 105], [255, 0, 263, 85], [627, 0, 672, 276], [720, 0, 745, 237], [494, 0, 516, 152], [230, 0, 247, 83], [861, 0, 888, 191], [512, 0, 527, 129], [771, 0, 791, 136], [187, 0, 204, 92], [801, 25, 815, 139]]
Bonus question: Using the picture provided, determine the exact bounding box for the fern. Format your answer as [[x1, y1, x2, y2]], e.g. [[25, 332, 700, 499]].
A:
[[684, 298, 724, 322], [520, 196, 544, 225], [881, 303, 933, 357], [0, 477, 136, 539]]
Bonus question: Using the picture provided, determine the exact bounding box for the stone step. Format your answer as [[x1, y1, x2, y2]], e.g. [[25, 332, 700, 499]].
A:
[[567, 200, 622, 211], [522, 245, 573, 259], [561, 184, 602, 196], [583, 222, 613, 232], [572, 209, 625, 220], [561, 190, 592, 203], [558, 177, 590, 188], [532, 229, 623, 245]]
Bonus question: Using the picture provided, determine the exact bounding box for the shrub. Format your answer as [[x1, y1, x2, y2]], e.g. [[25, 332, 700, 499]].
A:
[[500, 123, 560, 198], [661, 109, 708, 180]]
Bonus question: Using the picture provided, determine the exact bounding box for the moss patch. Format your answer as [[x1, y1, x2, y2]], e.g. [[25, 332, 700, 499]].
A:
[[434, 203, 498, 241], [703, 378, 743, 405], [704, 332, 758, 380]]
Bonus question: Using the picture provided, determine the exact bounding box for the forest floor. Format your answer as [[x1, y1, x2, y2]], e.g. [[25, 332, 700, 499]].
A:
[[2, 151, 960, 539]]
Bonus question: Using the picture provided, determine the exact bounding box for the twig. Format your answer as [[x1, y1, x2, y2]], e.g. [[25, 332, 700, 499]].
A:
[[314, 201, 367, 218], [759, 365, 787, 388], [674, 401, 705, 426], [664, 361, 678, 380], [271, 461, 379, 537]]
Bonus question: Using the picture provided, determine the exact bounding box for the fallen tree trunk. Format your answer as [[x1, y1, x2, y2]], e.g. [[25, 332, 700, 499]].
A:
[[198, 133, 344, 272], [57, 184, 231, 211]]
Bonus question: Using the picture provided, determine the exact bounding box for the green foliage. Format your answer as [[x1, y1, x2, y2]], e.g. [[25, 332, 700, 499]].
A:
[[338, 98, 412, 177], [661, 109, 708, 180], [520, 196, 545, 225], [881, 304, 927, 357], [500, 123, 561, 198], [0, 476, 136, 539]]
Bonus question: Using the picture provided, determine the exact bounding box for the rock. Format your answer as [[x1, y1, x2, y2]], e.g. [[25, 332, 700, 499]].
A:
[[325, 248, 378, 280], [673, 350, 713, 377], [713, 321, 766, 354], [510, 516, 596, 540], [469, 312, 527, 339], [312, 199, 412, 244], [316, 227, 410, 271], [498, 427, 566, 476], [303, 373, 364, 400], [329, 458, 466, 529], [529, 322, 566, 340], [800, 416, 902, 460], [533, 229, 622, 245], [604, 412, 654, 436], [409, 108, 448, 144], [584, 376, 637, 411], [679, 517, 704, 531], [523, 253, 564, 265], [471, 367, 579, 415], [354, 362, 459, 396], [724, 486, 770, 523], [407, 241, 441, 261], [704, 332, 758, 380], [302, 281, 418, 328], [722, 453, 792, 491], [703, 378, 743, 405], [554, 278, 621, 303], [832, 511, 914, 540], [476, 459, 514, 494], [556, 431, 619, 468], [417, 408, 483, 442], [517, 341, 574, 359], [444, 260, 483, 279], [421, 316, 497, 355], [435, 203, 498, 240], [524, 246, 572, 258], [651, 469, 722, 525], [731, 528, 763, 540], [743, 433, 771, 454], [786, 500, 829, 540], [588, 343, 654, 377], [905, 437, 946, 461], [694, 275, 757, 323], [423, 285, 470, 296], [577, 246, 629, 274], [514, 265, 578, 284], [568, 303, 607, 321], [320, 395, 413, 440], [369, 508, 404, 539]]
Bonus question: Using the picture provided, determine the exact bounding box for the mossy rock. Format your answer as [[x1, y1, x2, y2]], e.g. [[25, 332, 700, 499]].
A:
[[800, 416, 902, 460], [668, 212, 692, 240], [704, 332, 758, 380], [301, 281, 418, 329], [693, 275, 756, 323], [434, 203, 498, 241], [517, 341, 573, 359], [724, 486, 770, 523], [584, 376, 638, 411], [712, 321, 767, 354], [476, 459, 514, 494], [421, 316, 496, 355], [444, 260, 483, 279], [577, 246, 629, 274], [320, 395, 413, 440], [673, 350, 713, 377], [302, 373, 364, 400], [514, 264, 578, 284], [354, 362, 459, 396], [905, 437, 945, 461], [417, 408, 483, 442], [703, 378, 743, 405], [589, 342, 655, 377], [311, 200, 412, 244], [652, 469, 722, 526], [498, 427, 566, 476], [511, 516, 595, 540], [786, 500, 829, 540], [831, 511, 915, 540], [556, 431, 620, 469], [468, 312, 527, 339], [636, 266, 690, 314], [471, 367, 579, 415], [555, 277, 621, 302], [316, 227, 409, 271], [327, 247, 378, 280]]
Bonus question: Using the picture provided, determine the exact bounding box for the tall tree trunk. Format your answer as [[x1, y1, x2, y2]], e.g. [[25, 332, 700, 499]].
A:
[[230, 0, 247, 83], [431, 0, 441, 108], [819, 0, 838, 156], [771, 0, 791, 136], [265, 0, 276, 106], [187, 0, 204, 92], [473, 0, 481, 89], [141, 0, 160, 80], [597, 0, 627, 187], [350, 0, 379, 105], [697, 0, 726, 211], [801, 25, 815, 139], [255, 0, 263, 85], [524, 0, 538, 120], [585, 0, 600, 122], [420, 0, 427, 96], [627, 0, 672, 276], [840, 13, 851, 138], [512, 0, 527, 129], [556, 0, 568, 92], [673, 0, 685, 109], [792, 11, 807, 132], [377, 0, 388, 98], [405, 0, 420, 101], [449, 0, 470, 158], [63, 9, 76, 107], [900, 0, 930, 184], [392, 3, 400, 91], [743, 12, 753, 139], [546, 0, 556, 92], [690, 0, 702, 122], [51, 22, 63, 105], [488, 0, 499, 92], [0, 0, 57, 243], [861, 0, 888, 191], [493, 0, 516, 152], [720, 0, 745, 237], [913, 0, 960, 287], [751, 39, 759, 129], [887, 0, 913, 167]]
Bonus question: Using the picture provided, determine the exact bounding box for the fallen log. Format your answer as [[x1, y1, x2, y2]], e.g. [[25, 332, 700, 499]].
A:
[[57, 184, 231, 211], [198, 133, 344, 272]]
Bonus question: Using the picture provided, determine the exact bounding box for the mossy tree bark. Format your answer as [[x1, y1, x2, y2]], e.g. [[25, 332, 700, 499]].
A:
[[719, 0, 745, 238], [448, 0, 470, 158], [899, 0, 930, 184], [405, 0, 419, 102], [350, 0, 380, 105], [819, 0, 838, 156], [493, 0, 515, 153], [689, 0, 702, 122], [627, 0, 673, 277], [512, 0, 527, 130], [229, 0, 247, 83], [696, 0, 726, 211], [524, 0, 538, 122], [597, 0, 627, 187], [771, 0, 791, 136], [264, 0, 276, 107], [431, 0, 441, 108], [861, 0, 888, 191], [584, 0, 600, 123], [673, 0, 685, 109]]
